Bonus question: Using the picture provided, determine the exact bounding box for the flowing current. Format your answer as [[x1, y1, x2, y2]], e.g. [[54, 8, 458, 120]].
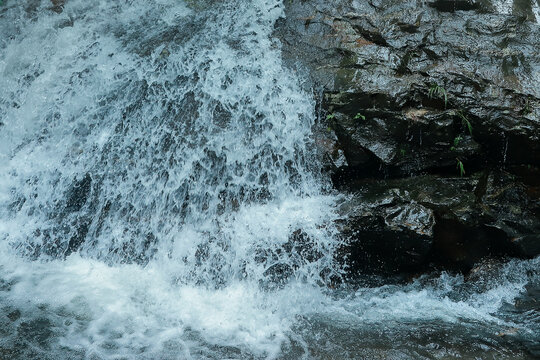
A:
[[0, 1, 538, 359]]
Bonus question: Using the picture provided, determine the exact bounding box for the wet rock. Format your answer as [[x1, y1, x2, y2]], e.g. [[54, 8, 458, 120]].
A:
[[313, 126, 348, 174], [0, 278, 15, 292], [477, 171, 540, 253], [284, 229, 324, 263], [338, 212, 434, 274], [262, 263, 294, 287], [511, 235, 540, 258], [325, 108, 482, 176], [0, 348, 19, 360], [496, 327, 520, 337], [277, 0, 540, 275], [336, 171, 540, 275], [17, 318, 53, 346], [257, 229, 326, 288], [466, 257, 505, 283], [36, 173, 95, 257], [66, 218, 91, 256], [336, 182, 436, 274], [428, 0, 482, 12], [50, 0, 66, 13], [7, 310, 21, 322], [65, 173, 92, 213], [277, 0, 540, 175]]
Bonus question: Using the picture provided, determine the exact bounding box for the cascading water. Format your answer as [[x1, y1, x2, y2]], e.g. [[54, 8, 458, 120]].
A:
[[0, 0, 338, 274], [0, 1, 538, 359], [493, 0, 540, 22]]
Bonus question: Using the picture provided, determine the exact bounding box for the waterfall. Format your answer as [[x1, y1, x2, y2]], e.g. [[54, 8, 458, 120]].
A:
[[0, 0, 340, 281], [0, 0, 342, 357], [0, 1, 538, 359]]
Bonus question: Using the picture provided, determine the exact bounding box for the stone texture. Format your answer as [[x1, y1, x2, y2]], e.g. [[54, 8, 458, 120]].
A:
[[277, 0, 540, 275], [335, 171, 540, 275]]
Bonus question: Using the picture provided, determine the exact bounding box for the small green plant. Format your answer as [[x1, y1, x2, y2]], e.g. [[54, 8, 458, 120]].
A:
[[428, 83, 448, 108], [326, 113, 335, 120], [354, 113, 366, 121], [523, 98, 532, 115], [400, 149, 406, 157], [450, 135, 463, 151], [456, 158, 466, 177], [455, 110, 473, 135]]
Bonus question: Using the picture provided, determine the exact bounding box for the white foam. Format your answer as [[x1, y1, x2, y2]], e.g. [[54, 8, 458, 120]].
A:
[[0, 0, 538, 358], [0, 250, 537, 358], [492, 0, 514, 15], [0, 0, 339, 356]]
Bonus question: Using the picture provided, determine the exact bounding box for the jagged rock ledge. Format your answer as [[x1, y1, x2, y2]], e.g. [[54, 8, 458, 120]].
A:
[[275, 0, 540, 276]]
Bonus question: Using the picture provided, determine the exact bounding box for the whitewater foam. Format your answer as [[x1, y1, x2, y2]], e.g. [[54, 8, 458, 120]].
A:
[[0, 0, 538, 359]]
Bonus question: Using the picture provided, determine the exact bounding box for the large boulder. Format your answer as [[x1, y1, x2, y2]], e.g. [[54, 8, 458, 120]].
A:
[[277, 0, 540, 175], [336, 171, 540, 275], [277, 0, 540, 275]]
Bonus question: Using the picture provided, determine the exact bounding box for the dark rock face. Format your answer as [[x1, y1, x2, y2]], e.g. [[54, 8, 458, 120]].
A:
[[276, 1, 540, 275], [278, 0, 540, 175], [336, 171, 540, 274], [337, 195, 435, 273], [50, 0, 66, 13], [65, 173, 92, 213]]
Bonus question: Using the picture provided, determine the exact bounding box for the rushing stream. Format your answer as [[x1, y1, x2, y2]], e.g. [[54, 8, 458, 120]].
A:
[[0, 0, 539, 359]]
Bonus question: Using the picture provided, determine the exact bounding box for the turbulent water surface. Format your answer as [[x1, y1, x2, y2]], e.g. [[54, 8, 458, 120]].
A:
[[0, 1, 539, 359]]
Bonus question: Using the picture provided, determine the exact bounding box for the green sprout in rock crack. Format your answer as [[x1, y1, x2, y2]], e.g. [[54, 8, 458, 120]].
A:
[[428, 83, 448, 108], [456, 158, 466, 177], [450, 135, 463, 151], [454, 110, 473, 135], [354, 113, 366, 121], [400, 149, 406, 157], [523, 98, 532, 115], [326, 113, 335, 121]]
